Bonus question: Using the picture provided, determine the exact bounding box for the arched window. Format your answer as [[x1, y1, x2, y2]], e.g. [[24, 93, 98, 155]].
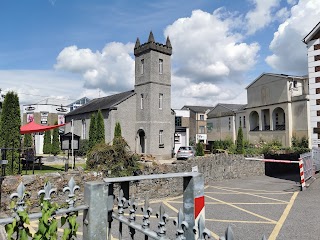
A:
[[272, 107, 285, 130], [249, 111, 259, 131]]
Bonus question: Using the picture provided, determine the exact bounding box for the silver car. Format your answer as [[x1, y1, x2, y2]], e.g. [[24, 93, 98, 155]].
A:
[[176, 146, 196, 160]]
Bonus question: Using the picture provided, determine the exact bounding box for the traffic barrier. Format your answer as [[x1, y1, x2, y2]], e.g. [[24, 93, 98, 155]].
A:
[[245, 155, 314, 191]]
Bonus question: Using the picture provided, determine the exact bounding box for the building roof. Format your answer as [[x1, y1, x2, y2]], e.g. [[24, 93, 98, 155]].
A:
[[207, 103, 247, 118], [246, 73, 307, 89], [181, 105, 214, 113], [66, 90, 135, 117], [303, 21, 320, 44], [67, 97, 91, 107]]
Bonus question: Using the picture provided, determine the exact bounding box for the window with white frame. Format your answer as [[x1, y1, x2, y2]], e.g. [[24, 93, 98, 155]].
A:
[[199, 114, 204, 120], [159, 93, 163, 109], [159, 59, 163, 74], [243, 116, 246, 128], [159, 130, 164, 146], [141, 59, 144, 75], [239, 116, 242, 128], [229, 117, 231, 130], [140, 94, 144, 109]]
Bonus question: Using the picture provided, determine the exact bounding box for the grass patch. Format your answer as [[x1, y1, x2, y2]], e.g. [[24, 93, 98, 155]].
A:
[[22, 164, 86, 175]]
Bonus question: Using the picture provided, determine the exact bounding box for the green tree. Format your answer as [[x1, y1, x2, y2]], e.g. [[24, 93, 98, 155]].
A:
[[43, 130, 52, 154], [196, 142, 204, 156], [88, 113, 97, 150], [0, 91, 21, 175], [24, 134, 33, 148], [236, 127, 244, 154], [113, 122, 122, 145], [51, 121, 60, 155], [96, 109, 105, 144]]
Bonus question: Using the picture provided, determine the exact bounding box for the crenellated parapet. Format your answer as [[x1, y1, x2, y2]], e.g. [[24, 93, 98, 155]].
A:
[[134, 31, 172, 56]]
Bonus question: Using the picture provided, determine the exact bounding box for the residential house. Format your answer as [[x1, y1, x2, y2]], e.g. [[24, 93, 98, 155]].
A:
[[174, 109, 190, 154], [181, 105, 214, 144], [206, 104, 246, 144], [303, 21, 320, 148], [68, 97, 91, 112], [65, 32, 175, 159]]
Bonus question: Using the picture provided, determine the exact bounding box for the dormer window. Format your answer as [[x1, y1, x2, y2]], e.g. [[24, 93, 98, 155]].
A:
[[293, 80, 297, 88]]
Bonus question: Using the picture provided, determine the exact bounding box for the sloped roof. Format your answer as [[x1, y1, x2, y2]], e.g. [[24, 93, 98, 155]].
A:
[[303, 21, 320, 44], [207, 103, 247, 118], [181, 105, 214, 113], [246, 73, 307, 89], [66, 90, 135, 117]]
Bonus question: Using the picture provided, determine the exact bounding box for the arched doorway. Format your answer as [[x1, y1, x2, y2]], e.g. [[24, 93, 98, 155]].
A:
[[249, 111, 259, 131], [272, 107, 285, 130], [138, 129, 145, 153]]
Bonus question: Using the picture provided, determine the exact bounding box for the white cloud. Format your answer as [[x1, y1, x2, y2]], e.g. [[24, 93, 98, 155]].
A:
[[55, 42, 135, 92], [165, 9, 260, 84], [245, 0, 280, 35], [0, 70, 83, 105], [182, 83, 220, 98], [265, 0, 320, 74]]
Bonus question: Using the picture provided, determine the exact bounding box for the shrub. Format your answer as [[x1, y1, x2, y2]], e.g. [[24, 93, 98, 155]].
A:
[[96, 109, 105, 144], [43, 130, 52, 154], [196, 142, 204, 156], [24, 134, 33, 148], [236, 127, 244, 154], [86, 138, 140, 177], [78, 139, 89, 156], [51, 121, 60, 156], [88, 113, 97, 150]]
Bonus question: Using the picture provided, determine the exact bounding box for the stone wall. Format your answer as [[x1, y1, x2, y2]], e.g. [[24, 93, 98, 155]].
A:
[[0, 154, 264, 215]]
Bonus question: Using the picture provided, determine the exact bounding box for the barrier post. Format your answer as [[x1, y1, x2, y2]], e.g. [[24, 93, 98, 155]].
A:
[[299, 158, 306, 191], [183, 172, 205, 240]]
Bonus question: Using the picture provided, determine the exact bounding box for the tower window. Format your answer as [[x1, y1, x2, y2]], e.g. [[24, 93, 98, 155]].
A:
[[159, 59, 163, 74], [243, 116, 246, 128], [159, 130, 164, 146], [140, 94, 144, 109], [239, 117, 242, 128], [141, 59, 144, 75], [159, 94, 163, 109], [293, 80, 297, 88], [314, 44, 320, 50]]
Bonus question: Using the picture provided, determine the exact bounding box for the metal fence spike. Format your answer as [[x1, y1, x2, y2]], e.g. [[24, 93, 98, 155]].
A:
[[156, 203, 169, 237], [117, 189, 126, 215], [38, 181, 57, 201], [261, 235, 267, 240], [219, 225, 234, 240], [63, 177, 80, 208], [194, 215, 212, 240], [174, 208, 188, 240], [142, 196, 152, 229], [128, 194, 137, 222], [10, 182, 30, 212]]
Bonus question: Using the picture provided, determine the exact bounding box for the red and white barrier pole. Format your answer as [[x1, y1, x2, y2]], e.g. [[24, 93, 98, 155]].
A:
[[299, 158, 306, 191]]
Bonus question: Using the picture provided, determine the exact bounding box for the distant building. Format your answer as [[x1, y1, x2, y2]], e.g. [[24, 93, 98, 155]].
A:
[[207, 73, 309, 148], [303, 21, 320, 148], [68, 97, 91, 112], [207, 104, 246, 143], [181, 105, 214, 144], [174, 109, 190, 154], [65, 32, 175, 159]]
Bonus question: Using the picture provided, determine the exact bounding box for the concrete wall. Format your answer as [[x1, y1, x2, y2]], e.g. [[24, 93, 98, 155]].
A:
[[207, 116, 235, 142]]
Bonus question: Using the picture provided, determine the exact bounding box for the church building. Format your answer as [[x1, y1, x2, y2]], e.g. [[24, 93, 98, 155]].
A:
[[65, 32, 175, 159]]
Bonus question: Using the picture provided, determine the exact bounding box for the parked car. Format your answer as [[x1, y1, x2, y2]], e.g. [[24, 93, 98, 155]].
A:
[[176, 146, 196, 160]]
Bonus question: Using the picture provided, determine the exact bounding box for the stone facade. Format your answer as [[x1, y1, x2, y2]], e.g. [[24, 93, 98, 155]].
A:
[[0, 154, 264, 214]]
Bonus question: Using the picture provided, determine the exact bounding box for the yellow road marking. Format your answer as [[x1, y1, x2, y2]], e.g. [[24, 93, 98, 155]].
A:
[[212, 186, 289, 203], [150, 195, 182, 204], [210, 230, 220, 240], [206, 218, 275, 224], [205, 191, 293, 195], [208, 185, 290, 193], [268, 192, 299, 240], [205, 195, 277, 224], [167, 200, 286, 205], [163, 201, 179, 213]]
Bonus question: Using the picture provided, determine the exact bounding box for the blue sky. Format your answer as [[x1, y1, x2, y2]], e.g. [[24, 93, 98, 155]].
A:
[[1, 0, 319, 108]]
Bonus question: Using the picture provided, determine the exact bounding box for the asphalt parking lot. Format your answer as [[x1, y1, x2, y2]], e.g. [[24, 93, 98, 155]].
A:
[[27, 174, 320, 239]]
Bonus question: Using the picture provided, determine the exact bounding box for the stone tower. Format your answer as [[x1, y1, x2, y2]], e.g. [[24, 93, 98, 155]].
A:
[[134, 32, 174, 159]]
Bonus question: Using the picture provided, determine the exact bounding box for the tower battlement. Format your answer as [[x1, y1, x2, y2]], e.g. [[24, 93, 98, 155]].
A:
[[134, 31, 172, 57]]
